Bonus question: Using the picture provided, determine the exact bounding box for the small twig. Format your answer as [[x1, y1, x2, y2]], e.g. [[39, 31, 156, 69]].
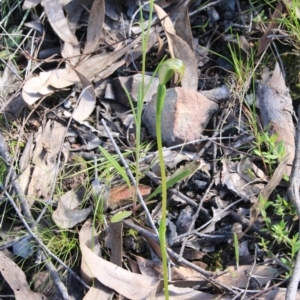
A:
[[178, 179, 215, 261], [286, 105, 300, 300], [101, 118, 158, 236], [42, 253, 69, 300], [240, 246, 259, 300]]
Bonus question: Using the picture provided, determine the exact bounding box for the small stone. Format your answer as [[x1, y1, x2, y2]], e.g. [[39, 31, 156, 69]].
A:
[[112, 74, 159, 107], [142, 87, 219, 150]]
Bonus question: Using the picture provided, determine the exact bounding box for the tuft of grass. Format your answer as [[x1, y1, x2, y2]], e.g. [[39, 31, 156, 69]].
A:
[[259, 194, 300, 276]]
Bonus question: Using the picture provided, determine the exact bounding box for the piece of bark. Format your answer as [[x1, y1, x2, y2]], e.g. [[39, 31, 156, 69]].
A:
[[257, 63, 295, 175]]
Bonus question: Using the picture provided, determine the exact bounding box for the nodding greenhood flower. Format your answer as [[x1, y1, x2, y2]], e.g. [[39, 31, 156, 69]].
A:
[[158, 58, 185, 86]]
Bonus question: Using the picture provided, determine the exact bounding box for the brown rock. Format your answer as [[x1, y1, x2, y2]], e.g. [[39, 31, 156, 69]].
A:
[[142, 87, 219, 150]]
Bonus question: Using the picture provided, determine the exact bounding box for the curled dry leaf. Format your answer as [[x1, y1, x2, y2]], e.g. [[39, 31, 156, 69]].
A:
[[154, 4, 198, 92], [72, 71, 96, 122], [22, 38, 141, 105], [174, 1, 193, 50], [0, 250, 46, 300], [52, 190, 92, 229], [43, 0, 78, 44], [80, 239, 159, 300], [79, 219, 113, 299], [43, 0, 80, 64], [84, 0, 105, 54], [256, 2, 283, 57]]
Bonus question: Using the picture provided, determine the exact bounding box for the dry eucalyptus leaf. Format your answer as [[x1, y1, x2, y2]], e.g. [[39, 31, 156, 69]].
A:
[[43, 0, 78, 44], [26, 121, 67, 206], [43, 0, 80, 63], [216, 265, 279, 288], [221, 159, 264, 202], [79, 219, 104, 285], [72, 71, 96, 122], [154, 4, 176, 56], [80, 243, 159, 300], [22, 38, 140, 105], [174, 1, 193, 50], [172, 265, 206, 281], [0, 250, 46, 300], [84, 0, 105, 54], [52, 190, 92, 229], [154, 4, 198, 92], [134, 255, 162, 278], [83, 281, 112, 300]]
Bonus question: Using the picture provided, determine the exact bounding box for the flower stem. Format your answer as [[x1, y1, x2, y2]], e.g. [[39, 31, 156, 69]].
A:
[[156, 83, 169, 300]]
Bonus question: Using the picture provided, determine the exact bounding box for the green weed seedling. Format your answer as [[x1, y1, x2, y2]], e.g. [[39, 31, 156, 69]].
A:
[[252, 132, 286, 175], [259, 194, 300, 275]]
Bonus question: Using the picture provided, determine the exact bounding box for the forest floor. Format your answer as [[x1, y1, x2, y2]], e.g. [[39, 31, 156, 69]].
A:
[[1, 0, 300, 299]]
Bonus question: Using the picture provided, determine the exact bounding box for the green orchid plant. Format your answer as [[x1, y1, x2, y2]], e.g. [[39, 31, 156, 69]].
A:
[[156, 58, 185, 299]]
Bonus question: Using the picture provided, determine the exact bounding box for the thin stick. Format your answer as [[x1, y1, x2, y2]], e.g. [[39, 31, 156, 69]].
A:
[[178, 179, 214, 261]]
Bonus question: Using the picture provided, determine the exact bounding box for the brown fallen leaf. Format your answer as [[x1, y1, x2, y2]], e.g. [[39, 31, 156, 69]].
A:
[[83, 281, 112, 300], [80, 242, 159, 300], [84, 0, 105, 54], [154, 4, 198, 92], [43, 0, 80, 63], [0, 250, 46, 300], [72, 71, 96, 122], [134, 255, 162, 278], [27, 120, 67, 206], [174, 0, 193, 51], [108, 183, 151, 209], [79, 218, 112, 300], [22, 37, 141, 105], [216, 265, 279, 288], [52, 190, 92, 229], [257, 2, 283, 57], [22, 0, 41, 10]]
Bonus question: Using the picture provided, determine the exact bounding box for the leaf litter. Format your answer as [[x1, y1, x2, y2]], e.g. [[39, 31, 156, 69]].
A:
[[1, 0, 300, 299]]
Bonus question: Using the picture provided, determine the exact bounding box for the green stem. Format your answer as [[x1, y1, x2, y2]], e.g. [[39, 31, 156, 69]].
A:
[[156, 84, 169, 300]]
